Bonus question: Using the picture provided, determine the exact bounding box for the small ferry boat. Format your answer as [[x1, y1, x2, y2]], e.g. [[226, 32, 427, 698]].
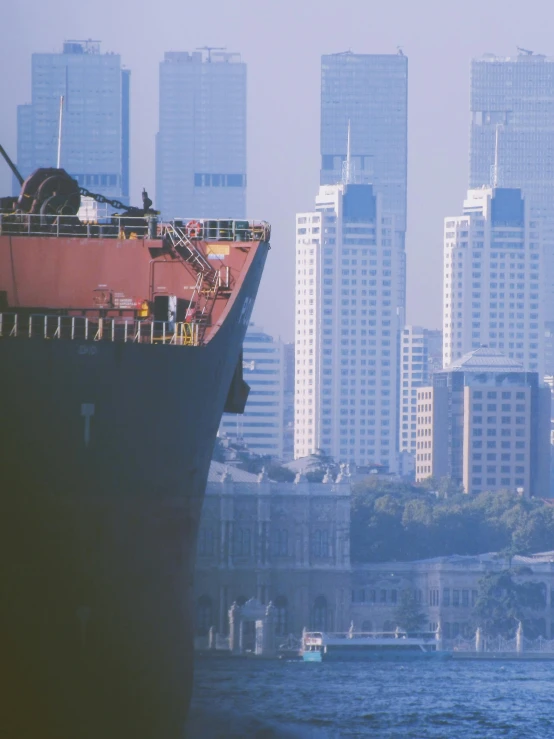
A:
[[302, 629, 451, 662]]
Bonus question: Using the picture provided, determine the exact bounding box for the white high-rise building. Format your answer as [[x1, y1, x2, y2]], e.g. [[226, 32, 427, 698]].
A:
[[156, 49, 246, 220], [219, 325, 285, 459], [294, 182, 405, 472], [443, 186, 544, 377]]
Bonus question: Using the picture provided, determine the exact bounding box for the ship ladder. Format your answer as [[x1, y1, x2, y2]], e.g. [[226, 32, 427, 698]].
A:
[[163, 224, 217, 283]]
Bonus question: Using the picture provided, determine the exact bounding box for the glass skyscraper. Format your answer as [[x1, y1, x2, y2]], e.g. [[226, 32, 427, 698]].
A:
[[320, 52, 408, 241], [470, 53, 554, 219], [156, 49, 246, 221], [17, 40, 130, 201]]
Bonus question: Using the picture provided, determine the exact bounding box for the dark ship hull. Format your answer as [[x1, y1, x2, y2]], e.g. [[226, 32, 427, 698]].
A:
[[0, 235, 268, 738]]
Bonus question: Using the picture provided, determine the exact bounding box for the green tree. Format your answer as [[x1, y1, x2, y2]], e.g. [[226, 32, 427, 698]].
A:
[[350, 487, 554, 564], [266, 463, 295, 483], [473, 567, 546, 637], [394, 590, 427, 633]]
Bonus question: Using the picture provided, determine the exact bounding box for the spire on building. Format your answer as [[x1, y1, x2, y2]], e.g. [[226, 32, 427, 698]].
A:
[[342, 120, 352, 185], [491, 123, 503, 188]]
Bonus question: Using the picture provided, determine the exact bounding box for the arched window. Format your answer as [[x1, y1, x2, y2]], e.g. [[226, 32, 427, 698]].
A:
[[452, 622, 460, 638], [274, 595, 288, 636], [383, 620, 394, 632], [362, 620, 372, 633], [196, 595, 212, 636], [312, 595, 328, 631]]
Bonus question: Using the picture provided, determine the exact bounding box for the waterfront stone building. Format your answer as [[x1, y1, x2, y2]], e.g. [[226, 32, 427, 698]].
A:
[[195, 463, 554, 640], [351, 552, 554, 640], [194, 462, 351, 637]]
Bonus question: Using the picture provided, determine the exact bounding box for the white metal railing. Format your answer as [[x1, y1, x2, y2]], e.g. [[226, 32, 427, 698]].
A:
[[304, 630, 438, 640], [0, 313, 200, 346], [443, 635, 554, 653], [0, 213, 271, 242], [0, 212, 158, 239]]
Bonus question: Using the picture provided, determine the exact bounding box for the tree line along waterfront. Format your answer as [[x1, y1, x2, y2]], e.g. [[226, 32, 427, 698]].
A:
[[350, 479, 554, 563]]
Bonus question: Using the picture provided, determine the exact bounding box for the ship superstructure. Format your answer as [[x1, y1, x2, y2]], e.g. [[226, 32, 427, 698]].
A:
[[0, 163, 270, 738]]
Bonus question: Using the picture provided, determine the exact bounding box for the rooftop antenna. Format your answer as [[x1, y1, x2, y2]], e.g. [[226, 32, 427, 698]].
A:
[[491, 123, 502, 188], [56, 95, 64, 169], [196, 45, 226, 62]]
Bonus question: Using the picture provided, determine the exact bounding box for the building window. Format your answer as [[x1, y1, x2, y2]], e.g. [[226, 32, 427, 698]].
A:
[[235, 528, 251, 557], [273, 529, 288, 557], [312, 595, 328, 631], [312, 530, 329, 558], [274, 595, 288, 636]]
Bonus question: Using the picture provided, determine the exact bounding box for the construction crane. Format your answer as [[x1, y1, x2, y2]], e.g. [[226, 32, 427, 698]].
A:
[[517, 46, 534, 55], [0, 144, 24, 186]]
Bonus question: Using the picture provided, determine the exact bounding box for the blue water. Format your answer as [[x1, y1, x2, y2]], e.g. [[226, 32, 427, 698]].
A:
[[186, 657, 554, 738]]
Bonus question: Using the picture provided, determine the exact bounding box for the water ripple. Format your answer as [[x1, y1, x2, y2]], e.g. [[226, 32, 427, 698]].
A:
[[187, 658, 554, 738]]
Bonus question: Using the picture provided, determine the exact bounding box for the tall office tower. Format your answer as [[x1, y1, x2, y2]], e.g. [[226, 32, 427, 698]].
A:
[[219, 325, 285, 459], [17, 40, 130, 200], [470, 53, 554, 220], [443, 186, 544, 377], [399, 326, 432, 458], [470, 53, 554, 334], [294, 182, 405, 472], [415, 347, 551, 497], [320, 52, 408, 244], [156, 49, 246, 220]]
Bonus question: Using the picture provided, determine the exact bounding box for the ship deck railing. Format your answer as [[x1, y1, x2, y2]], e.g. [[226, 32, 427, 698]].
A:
[[0, 212, 271, 242], [0, 313, 201, 346]]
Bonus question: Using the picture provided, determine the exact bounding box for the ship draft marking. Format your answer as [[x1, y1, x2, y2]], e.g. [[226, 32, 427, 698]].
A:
[[81, 403, 95, 447]]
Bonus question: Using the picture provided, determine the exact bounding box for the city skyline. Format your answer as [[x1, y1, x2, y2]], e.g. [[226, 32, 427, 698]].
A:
[[4, 0, 554, 343]]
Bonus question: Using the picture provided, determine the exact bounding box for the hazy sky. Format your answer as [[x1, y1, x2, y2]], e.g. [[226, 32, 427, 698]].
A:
[[1, 0, 553, 341]]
